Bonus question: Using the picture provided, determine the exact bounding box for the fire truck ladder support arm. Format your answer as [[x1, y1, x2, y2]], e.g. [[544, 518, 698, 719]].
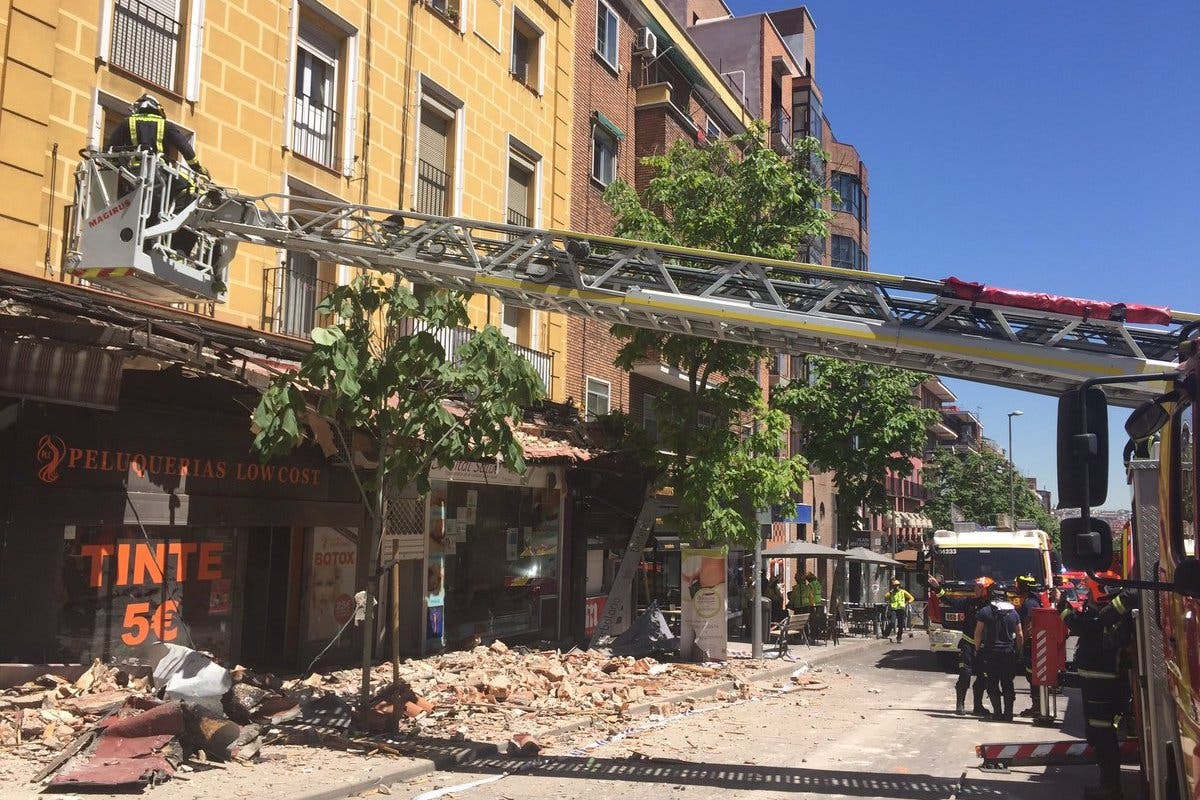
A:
[[68, 152, 1195, 407]]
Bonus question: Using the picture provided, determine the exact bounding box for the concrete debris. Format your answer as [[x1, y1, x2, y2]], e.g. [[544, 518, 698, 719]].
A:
[[4, 638, 780, 793]]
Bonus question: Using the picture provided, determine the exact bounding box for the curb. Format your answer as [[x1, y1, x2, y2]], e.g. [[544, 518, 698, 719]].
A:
[[295, 634, 893, 800]]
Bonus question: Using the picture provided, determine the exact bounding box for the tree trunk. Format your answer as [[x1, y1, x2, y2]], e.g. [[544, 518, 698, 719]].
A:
[[357, 452, 387, 715]]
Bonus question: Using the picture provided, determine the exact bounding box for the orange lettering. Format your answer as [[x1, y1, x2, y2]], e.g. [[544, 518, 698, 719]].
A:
[[178, 458, 189, 476], [116, 543, 130, 586], [165, 457, 177, 476], [131, 455, 145, 477], [132, 543, 166, 585], [152, 600, 180, 642], [215, 461, 226, 479], [121, 602, 151, 646], [68, 448, 84, 467], [81, 543, 115, 588], [198, 542, 223, 580], [148, 456, 163, 474], [84, 449, 98, 470], [167, 541, 198, 580]]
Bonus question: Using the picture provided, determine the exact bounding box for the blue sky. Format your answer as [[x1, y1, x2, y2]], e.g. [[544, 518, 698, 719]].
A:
[[726, 0, 1200, 509]]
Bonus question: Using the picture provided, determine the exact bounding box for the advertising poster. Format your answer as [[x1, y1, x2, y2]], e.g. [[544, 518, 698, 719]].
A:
[[307, 528, 357, 642], [680, 546, 728, 662], [426, 554, 445, 645]]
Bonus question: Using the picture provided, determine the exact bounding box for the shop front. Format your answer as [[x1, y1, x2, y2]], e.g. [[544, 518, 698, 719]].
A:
[[0, 371, 363, 671], [424, 461, 565, 652]]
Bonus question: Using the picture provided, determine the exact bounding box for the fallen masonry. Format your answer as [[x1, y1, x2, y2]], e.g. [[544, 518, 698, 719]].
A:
[[0, 641, 794, 793]]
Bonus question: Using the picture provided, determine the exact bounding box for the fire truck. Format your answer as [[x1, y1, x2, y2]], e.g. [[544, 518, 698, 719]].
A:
[[925, 528, 1053, 660], [64, 150, 1200, 797]]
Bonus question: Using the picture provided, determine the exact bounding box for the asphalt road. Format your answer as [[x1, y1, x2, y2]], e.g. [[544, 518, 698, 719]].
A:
[[400, 635, 1142, 800]]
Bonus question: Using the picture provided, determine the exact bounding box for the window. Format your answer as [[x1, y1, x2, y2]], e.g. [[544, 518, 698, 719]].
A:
[[831, 234, 867, 270], [429, 0, 460, 24], [416, 105, 453, 215], [705, 119, 722, 141], [511, 11, 542, 93], [269, 187, 338, 336], [642, 394, 658, 441], [109, 0, 182, 91], [507, 151, 535, 228], [292, 13, 345, 170], [591, 127, 617, 186], [1170, 402, 1195, 560], [585, 377, 611, 420], [595, 1, 619, 70], [832, 171, 866, 227]]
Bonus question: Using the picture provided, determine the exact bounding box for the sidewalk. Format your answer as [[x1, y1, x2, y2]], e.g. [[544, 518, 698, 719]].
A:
[[294, 632, 896, 800]]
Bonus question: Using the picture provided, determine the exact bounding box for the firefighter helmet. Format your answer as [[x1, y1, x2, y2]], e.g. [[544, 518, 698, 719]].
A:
[[131, 93, 165, 117], [974, 576, 995, 597], [1016, 574, 1038, 591], [1086, 570, 1123, 603]]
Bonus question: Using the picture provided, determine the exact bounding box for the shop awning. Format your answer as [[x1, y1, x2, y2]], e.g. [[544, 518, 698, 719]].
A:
[[593, 112, 626, 141], [763, 541, 846, 558], [894, 549, 921, 565], [844, 547, 904, 567], [0, 338, 124, 410]]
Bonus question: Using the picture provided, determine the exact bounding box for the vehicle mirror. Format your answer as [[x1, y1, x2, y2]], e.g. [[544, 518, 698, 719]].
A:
[[1057, 387, 1109, 508], [1125, 398, 1170, 441], [1059, 516, 1113, 572], [1174, 558, 1200, 599]]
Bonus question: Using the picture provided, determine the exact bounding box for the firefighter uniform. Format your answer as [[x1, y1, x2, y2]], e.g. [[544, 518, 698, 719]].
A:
[[104, 94, 210, 257], [976, 591, 1022, 721], [1015, 575, 1044, 716], [1062, 589, 1138, 800]]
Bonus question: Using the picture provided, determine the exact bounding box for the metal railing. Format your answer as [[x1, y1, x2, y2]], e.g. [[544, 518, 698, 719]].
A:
[[292, 100, 341, 170], [506, 208, 530, 241], [263, 265, 336, 338], [396, 318, 552, 392], [111, 0, 181, 91], [416, 159, 451, 216], [769, 107, 792, 153]]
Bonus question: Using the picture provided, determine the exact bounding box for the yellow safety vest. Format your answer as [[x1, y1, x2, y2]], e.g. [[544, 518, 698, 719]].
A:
[[888, 589, 912, 610]]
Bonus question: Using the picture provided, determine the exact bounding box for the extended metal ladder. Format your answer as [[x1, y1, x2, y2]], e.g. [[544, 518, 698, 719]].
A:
[[68, 151, 1196, 406]]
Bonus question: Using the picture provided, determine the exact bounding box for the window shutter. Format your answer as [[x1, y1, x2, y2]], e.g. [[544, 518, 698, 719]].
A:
[[419, 108, 449, 172], [507, 162, 530, 223], [110, 0, 181, 90]]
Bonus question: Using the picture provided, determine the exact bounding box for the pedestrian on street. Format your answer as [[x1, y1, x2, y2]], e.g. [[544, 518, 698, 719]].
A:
[[884, 579, 914, 643], [765, 574, 786, 623], [929, 575, 990, 716], [1014, 574, 1045, 717], [740, 575, 757, 637], [1060, 573, 1138, 800], [974, 582, 1023, 721]]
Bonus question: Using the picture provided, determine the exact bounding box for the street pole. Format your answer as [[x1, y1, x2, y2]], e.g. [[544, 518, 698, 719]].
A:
[[752, 533, 763, 659], [1008, 410, 1023, 527]]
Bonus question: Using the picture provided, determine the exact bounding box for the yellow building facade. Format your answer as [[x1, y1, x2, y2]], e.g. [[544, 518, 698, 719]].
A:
[[0, 0, 572, 398]]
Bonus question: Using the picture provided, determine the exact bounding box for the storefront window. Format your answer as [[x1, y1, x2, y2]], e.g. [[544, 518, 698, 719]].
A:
[[58, 526, 241, 663], [429, 479, 561, 645]]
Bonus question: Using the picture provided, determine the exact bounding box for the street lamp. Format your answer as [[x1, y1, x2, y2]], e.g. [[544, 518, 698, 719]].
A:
[[1008, 410, 1024, 527]]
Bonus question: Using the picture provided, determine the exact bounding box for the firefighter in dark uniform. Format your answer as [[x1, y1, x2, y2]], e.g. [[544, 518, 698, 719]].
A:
[[928, 575, 992, 715], [1015, 574, 1045, 717], [974, 581, 1023, 721], [1060, 575, 1138, 800], [104, 94, 210, 257]]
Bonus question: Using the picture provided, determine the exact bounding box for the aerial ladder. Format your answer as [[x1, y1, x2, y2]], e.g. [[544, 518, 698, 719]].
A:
[[65, 151, 1199, 791], [65, 150, 1198, 408]]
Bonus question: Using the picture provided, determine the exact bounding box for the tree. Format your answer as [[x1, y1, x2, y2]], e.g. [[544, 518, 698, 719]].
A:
[[923, 446, 1060, 545], [252, 274, 544, 708], [601, 123, 831, 545], [773, 358, 940, 553]]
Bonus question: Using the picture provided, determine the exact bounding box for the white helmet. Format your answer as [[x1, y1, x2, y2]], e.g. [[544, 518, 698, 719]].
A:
[[131, 93, 165, 117]]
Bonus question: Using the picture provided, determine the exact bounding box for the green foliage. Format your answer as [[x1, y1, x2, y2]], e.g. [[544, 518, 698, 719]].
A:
[[774, 358, 939, 541], [601, 122, 829, 546], [251, 273, 545, 498], [923, 446, 1060, 543]]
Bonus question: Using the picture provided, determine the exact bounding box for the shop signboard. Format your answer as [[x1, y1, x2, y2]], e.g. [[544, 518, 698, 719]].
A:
[[306, 528, 357, 642], [680, 546, 728, 662]]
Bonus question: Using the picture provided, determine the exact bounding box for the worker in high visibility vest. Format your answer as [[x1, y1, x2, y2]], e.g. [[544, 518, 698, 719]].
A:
[[104, 94, 211, 257], [1060, 573, 1138, 800], [884, 579, 914, 644], [929, 575, 991, 716]]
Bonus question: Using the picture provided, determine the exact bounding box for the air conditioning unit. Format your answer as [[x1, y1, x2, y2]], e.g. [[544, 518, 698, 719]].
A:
[[634, 27, 658, 56]]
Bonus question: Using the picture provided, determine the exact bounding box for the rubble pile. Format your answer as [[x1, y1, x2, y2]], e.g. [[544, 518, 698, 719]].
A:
[[295, 641, 764, 743]]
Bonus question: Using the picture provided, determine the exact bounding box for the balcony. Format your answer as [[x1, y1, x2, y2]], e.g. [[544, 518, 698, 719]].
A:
[[398, 319, 553, 393], [769, 107, 792, 154], [292, 101, 341, 170], [262, 265, 336, 339], [111, 0, 180, 91]]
